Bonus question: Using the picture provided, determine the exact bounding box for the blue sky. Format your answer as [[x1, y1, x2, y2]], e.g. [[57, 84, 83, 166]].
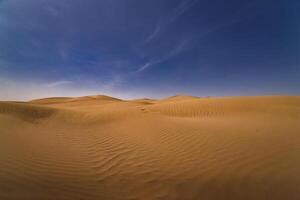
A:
[[0, 0, 299, 100]]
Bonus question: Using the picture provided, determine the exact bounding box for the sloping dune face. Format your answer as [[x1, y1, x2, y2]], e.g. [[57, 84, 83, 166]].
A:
[[0, 96, 300, 200]]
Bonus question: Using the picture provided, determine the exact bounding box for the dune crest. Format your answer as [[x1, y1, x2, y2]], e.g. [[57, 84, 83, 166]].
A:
[[0, 95, 300, 200]]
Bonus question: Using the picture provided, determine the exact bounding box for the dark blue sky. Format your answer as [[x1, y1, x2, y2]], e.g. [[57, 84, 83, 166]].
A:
[[0, 0, 299, 100]]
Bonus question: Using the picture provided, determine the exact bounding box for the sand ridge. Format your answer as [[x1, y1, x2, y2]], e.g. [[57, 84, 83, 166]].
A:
[[0, 95, 300, 200]]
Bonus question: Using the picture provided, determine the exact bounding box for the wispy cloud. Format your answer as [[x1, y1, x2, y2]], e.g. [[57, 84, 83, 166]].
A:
[[139, 17, 243, 74], [143, 0, 198, 43], [197, 18, 243, 41], [46, 80, 73, 88], [169, 0, 199, 22], [101, 74, 123, 90], [144, 23, 161, 43], [138, 15, 240, 73], [45, 5, 60, 17], [136, 38, 191, 72], [136, 61, 155, 73]]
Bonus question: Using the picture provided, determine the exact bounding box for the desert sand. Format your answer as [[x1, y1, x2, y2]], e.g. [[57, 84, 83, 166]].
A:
[[0, 95, 300, 200]]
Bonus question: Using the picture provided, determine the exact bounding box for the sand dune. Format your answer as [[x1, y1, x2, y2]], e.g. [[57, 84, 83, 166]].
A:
[[0, 95, 300, 200]]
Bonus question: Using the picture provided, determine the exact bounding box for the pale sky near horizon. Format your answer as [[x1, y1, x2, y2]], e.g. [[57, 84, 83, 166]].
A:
[[0, 0, 299, 101]]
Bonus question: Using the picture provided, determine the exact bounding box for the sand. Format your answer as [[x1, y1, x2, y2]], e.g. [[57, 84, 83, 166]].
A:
[[0, 95, 300, 200]]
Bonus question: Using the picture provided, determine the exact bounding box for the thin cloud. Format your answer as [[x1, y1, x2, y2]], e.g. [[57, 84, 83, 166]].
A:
[[143, 0, 198, 44], [144, 23, 161, 43], [197, 18, 242, 40], [136, 62, 153, 73], [169, 0, 199, 22], [136, 38, 192, 73], [46, 80, 73, 88], [101, 74, 123, 90], [45, 5, 60, 17]]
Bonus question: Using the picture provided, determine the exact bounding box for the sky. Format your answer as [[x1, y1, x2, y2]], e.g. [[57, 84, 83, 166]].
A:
[[0, 0, 299, 100]]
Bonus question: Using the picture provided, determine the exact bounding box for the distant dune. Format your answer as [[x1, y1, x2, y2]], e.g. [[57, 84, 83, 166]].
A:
[[0, 95, 300, 200]]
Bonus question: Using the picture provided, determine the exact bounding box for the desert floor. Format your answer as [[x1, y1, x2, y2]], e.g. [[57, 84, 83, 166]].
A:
[[0, 95, 300, 200]]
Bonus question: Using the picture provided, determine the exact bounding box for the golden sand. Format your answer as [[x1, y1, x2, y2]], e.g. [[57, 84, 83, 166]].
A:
[[0, 95, 300, 200]]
